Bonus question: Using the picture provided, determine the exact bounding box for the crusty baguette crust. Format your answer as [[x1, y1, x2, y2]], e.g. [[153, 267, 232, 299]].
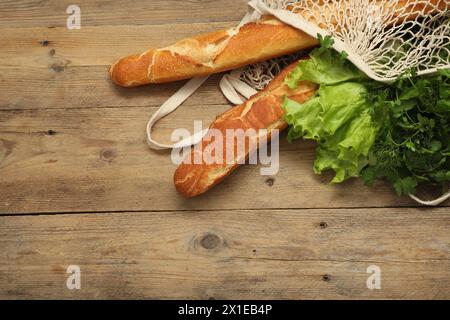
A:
[[110, 16, 319, 87], [173, 62, 318, 198]]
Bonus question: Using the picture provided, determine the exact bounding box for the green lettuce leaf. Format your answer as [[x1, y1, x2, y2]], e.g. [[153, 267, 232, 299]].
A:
[[283, 37, 378, 184], [284, 82, 368, 141], [314, 110, 378, 183], [283, 84, 378, 183], [285, 45, 366, 88], [284, 35, 450, 196]]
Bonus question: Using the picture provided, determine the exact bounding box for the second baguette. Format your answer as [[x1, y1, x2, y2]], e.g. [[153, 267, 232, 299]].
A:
[[173, 61, 318, 198]]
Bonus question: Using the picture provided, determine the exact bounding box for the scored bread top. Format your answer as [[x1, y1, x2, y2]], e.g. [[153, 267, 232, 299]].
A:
[[110, 16, 318, 87]]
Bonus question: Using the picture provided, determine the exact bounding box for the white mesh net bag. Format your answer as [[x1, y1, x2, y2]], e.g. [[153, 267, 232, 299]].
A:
[[223, 0, 450, 206], [244, 0, 450, 83], [224, 0, 450, 106], [147, 0, 450, 205]]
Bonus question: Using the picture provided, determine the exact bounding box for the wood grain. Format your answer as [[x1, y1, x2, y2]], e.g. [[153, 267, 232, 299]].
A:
[[1, 207, 450, 299], [0, 23, 240, 111], [0, 106, 423, 215], [2, 0, 449, 300], [0, 0, 247, 28], [0, 23, 237, 68], [0, 67, 231, 110]]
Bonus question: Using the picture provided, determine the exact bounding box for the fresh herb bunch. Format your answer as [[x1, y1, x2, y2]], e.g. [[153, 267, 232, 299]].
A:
[[283, 35, 450, 196], [362, 69, 450, 195]]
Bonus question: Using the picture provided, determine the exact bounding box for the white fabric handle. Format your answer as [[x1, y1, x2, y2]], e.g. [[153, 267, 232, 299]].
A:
[[146, 71, 257, 151], [144, 0, 449, 207], [409, 191, 450, 207], [220, 69, 258, 105], [146, 6, 260, 151], [146, 76, 209, 150]]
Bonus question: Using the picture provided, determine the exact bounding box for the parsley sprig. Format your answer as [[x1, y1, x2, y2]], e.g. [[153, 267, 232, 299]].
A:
[[362, 69, 450, 195]]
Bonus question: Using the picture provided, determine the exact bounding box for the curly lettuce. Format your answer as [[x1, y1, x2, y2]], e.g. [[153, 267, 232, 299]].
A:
[[282, 36, 450, 195], [283, 40, 379, 183]]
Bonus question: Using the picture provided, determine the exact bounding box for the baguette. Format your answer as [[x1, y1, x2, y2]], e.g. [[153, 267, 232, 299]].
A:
[[173, 61, 318, 198], [110, 16, 318, 87]]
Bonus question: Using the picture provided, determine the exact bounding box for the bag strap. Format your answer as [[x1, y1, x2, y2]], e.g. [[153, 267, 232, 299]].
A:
[[220, 69, 258, 105], [145, 7, 260, 150], [409, 191, 450, 207], [145, 0, 449, 206], [146, 76, 210, 150]]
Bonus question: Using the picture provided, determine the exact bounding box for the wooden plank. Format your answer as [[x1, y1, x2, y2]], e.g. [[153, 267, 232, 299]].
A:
[[0, 23, 237, 68], [0, 66, 230, 110], [0, 23, 240, 111], [0, 106, 426, 215], [1, 207, 450, 299], [0, 0, 247, 28]]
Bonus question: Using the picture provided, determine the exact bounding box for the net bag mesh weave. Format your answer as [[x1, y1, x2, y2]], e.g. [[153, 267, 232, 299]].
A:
[[230, 0, 450, 205], [237, 0, 449, 87]]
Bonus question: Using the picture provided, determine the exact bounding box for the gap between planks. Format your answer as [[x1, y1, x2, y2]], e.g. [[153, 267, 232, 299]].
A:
[[0, 205, 447, 218], [1, 105, 446, 213]]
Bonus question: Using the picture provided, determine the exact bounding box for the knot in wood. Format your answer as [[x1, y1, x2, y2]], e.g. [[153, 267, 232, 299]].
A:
[[322, 274, 331, 282], [51, 65, 65, 73], [200, 233, 221, 250], [265, 178, 275, 187], [100, 149, 116, 162]]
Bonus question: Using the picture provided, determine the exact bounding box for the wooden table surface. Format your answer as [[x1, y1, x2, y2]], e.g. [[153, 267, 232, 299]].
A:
[[1, 0, 450, 300]]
